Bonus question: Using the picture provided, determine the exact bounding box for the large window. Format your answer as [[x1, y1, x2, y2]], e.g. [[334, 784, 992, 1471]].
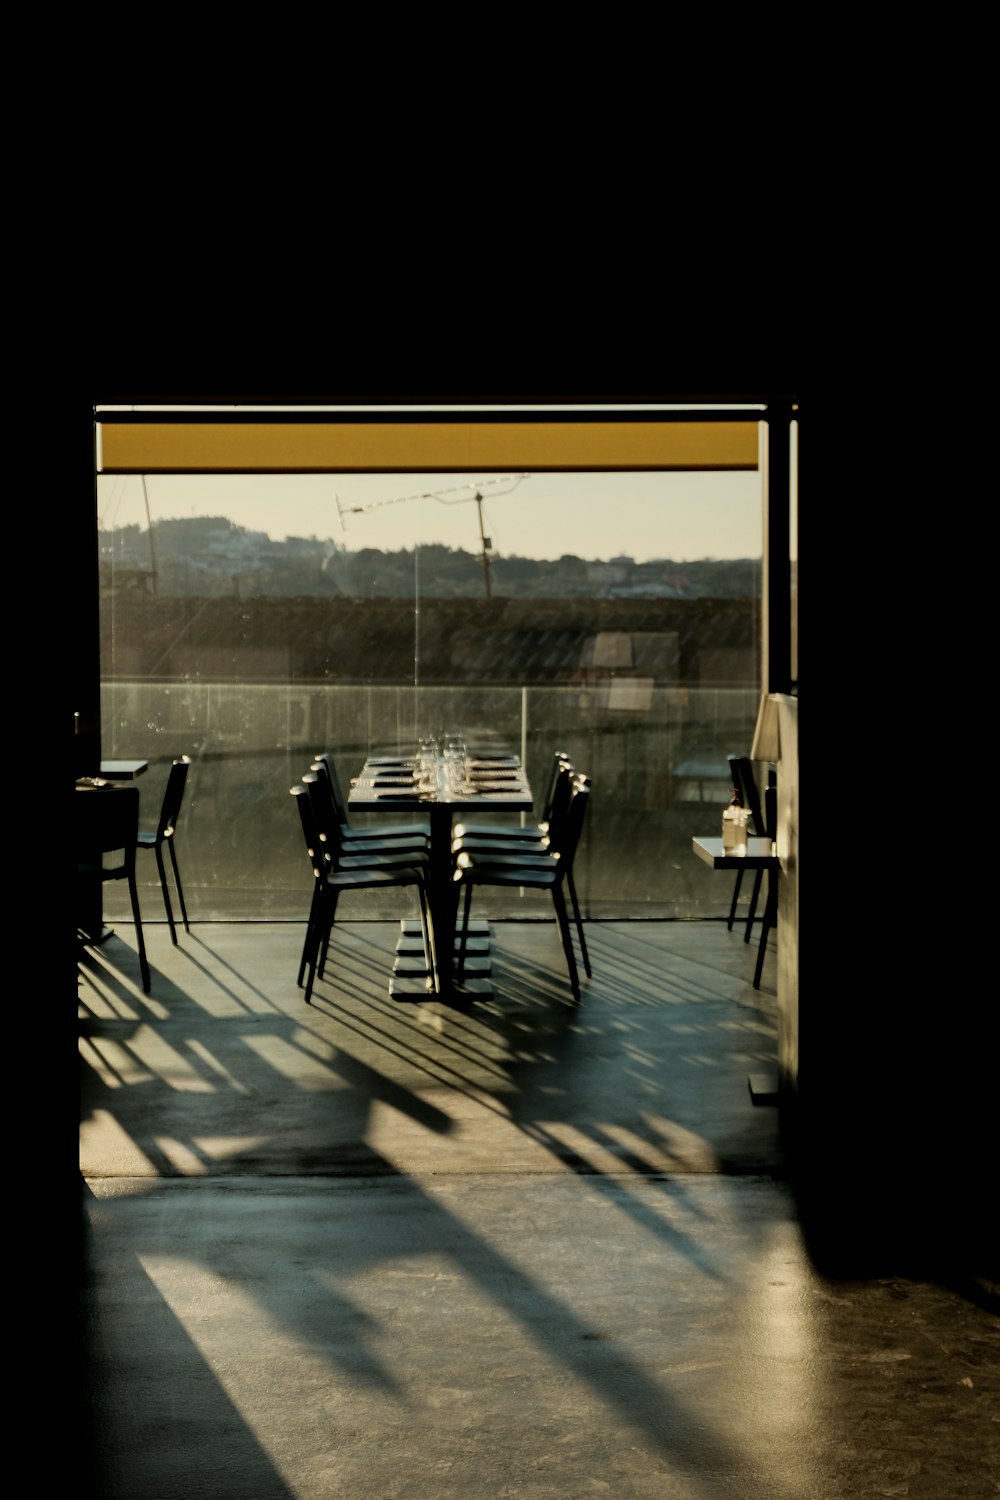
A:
[[93, 403, 783, 926]]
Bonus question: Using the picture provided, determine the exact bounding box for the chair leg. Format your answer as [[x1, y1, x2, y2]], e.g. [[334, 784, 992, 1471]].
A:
[[566, 872, 591, 977], [552, 884, 580, 1002], [154, 844, 178, 944], [744, 868, 764, 944], [167, 838, 190, 932], [316, 889, 339, 981], [417, 881, 438, 993], [302, 930, 319, 1004], [727, 867, 744, 931], [302, 889, 332, 1004], [455, 882, 473, 982], [753, 876, 777, 990], [127, 874, 151, 993], [298, 884, 323, 988]]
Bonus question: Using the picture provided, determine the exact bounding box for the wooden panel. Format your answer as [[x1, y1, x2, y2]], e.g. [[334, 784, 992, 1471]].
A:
[[98, 419, 759, 473]]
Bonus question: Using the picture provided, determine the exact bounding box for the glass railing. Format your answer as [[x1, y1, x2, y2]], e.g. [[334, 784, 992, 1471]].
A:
[[99, 681, 763, 923]]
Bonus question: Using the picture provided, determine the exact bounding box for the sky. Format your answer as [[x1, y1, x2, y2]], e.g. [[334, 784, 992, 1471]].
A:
[[95, 469, 764, 563]]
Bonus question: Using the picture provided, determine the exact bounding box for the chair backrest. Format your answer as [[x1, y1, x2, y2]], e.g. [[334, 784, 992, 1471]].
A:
[[727, 754, 770, 838], [538, 750, 567, 816], [291, 783, 326, 882], [550, 774, 590, 869], [302, 769, 345, 864], [539, 751, 572, 823], [542, 761, 576, 847], [157, 756, 191, 840], [311, 752, 350, 826]]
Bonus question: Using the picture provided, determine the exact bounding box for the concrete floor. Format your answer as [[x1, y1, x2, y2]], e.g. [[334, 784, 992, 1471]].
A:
[[77, 919, 999, 1500]]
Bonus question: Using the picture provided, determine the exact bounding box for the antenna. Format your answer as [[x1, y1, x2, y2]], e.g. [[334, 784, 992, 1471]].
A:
[[335, 474, 529, 600]]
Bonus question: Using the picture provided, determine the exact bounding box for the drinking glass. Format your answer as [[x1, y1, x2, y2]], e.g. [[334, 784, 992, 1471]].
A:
[[418, 736, 439, 798], [444, 734, 467, 793]]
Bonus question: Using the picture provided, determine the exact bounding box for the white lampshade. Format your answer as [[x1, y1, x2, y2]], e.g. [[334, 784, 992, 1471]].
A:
[[750, 693, 780, 762]]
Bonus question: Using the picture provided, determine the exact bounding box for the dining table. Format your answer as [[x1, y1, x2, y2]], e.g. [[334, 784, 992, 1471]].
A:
[[99, 759, 149, 780], [348, 746, 533, 1004]]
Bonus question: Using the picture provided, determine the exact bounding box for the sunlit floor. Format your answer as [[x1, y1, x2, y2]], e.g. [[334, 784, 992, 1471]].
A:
[[77, 921, 999, 1500]]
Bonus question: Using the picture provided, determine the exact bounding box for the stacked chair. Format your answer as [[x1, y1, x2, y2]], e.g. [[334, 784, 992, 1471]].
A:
[[307, 759, 429, 859], [451, 771, 592, 1002], [450, 756, 574, 862], [451, 748, 571, 847], [291, 765, 437, 1005], [450, 753, 588, 981], [311, 751, 431, 848]]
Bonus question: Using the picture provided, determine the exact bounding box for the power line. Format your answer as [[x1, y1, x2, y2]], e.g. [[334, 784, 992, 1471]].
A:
[[335, 474, 530, 600], [335, 473, 529, 527]]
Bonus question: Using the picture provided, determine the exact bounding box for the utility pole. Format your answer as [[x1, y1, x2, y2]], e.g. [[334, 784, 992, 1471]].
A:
[[141, 474, 158, 594], [336, 474, 527, 602], [474, 491, 493, 601]]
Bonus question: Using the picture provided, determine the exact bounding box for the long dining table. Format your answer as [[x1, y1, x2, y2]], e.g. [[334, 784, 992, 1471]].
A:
[[348, 747, 533, 1003]]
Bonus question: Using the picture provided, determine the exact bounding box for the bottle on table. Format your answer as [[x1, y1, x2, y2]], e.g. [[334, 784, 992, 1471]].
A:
[[722, 786, 748, 855]]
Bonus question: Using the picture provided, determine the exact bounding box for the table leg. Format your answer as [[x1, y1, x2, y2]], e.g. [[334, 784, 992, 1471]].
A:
[[428, 805, 464, 999], [388, 806, 458, 1002], [388, 805, 494, 1006]]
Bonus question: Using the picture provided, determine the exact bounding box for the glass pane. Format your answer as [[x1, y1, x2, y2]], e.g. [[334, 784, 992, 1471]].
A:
[[97, 470, 763, 923]]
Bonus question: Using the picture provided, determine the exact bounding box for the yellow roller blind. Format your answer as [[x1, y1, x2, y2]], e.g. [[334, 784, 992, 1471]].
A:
[[98, 420, 759, 473]]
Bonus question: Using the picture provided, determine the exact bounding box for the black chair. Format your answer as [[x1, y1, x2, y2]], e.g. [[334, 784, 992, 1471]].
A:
[[136, 756, 191, 944], [298, 772, 432, 990], [450, 759, 590, 979], [303, 768, 428, 867], [452, 749, 571, 845], [726, 753, 775, 945], [311, 751, 432, 846], [75, 783, 151, 993], [452, 774, 591, 1002], [291, 783, 438, 1004], [451, 757, 572, 856]]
